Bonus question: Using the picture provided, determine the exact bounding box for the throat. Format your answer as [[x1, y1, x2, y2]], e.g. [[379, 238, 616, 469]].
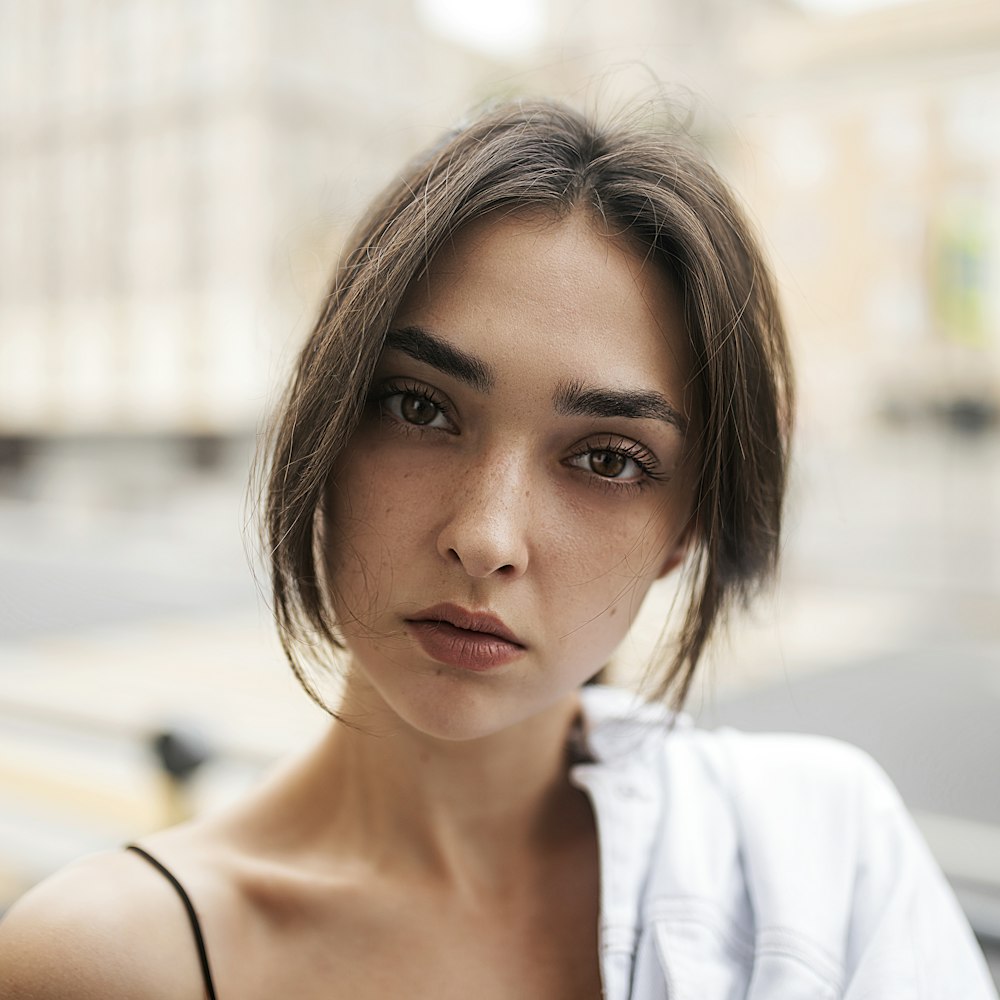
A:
[[307, 692, 591, 890]]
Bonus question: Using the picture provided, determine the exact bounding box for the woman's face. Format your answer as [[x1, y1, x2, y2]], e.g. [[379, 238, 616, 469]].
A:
[[325, 210, 696, 741]]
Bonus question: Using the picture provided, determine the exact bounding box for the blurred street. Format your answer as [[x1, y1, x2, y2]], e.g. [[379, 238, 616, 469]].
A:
[[0, 445, 328, 907], [0, 426, 998, 981], [690, 423, 1000, 976]]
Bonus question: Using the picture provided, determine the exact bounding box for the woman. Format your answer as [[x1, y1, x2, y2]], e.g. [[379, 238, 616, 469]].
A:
[[2, 100, 995, 999]]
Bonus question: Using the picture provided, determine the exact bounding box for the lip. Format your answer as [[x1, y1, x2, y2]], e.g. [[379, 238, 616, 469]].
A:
[[405, 603, 525, 671]]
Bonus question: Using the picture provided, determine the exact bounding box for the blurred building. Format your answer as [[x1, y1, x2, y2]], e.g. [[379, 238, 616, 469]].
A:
[[0, 0, 502, 457], [528, 0, 1000, 434], [1, 0, 998, 467], [729, 0, 1000, 432]]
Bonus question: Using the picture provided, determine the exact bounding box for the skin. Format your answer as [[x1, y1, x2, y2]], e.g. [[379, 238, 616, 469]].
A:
[[327, 208, 695, 744], [0, 209, 696, 1000]]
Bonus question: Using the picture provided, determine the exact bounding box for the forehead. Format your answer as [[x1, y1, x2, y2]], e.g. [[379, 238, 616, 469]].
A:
[[393, 210, 691, 400]]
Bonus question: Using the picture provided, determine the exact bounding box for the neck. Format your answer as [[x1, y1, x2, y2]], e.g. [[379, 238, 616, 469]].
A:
[[284, 681, 590, 896]]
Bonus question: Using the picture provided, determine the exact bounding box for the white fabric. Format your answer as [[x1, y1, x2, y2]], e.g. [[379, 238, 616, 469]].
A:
[[572, 685, 998, 1000]]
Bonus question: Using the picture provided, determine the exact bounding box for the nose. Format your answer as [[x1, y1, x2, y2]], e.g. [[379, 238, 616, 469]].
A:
[[436, 449, 531, 579]]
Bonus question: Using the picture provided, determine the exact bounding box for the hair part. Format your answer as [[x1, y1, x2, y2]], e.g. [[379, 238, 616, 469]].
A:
[[261, 98, 793, 711]]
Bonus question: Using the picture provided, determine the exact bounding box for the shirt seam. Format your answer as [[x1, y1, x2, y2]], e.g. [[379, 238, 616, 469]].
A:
[[645, 895, 756, 955], [643, 903, 846, 991], [756, 926, 844, 984]]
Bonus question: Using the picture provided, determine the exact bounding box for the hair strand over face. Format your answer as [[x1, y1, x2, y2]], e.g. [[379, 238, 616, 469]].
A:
[[260, 98, 794, 713]]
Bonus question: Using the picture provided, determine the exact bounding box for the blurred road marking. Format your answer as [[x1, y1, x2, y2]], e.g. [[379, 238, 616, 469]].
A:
[[0, 757, 161, 830]]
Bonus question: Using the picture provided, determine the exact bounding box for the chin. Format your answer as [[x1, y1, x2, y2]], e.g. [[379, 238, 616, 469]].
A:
[[348, 662, 577, 745]]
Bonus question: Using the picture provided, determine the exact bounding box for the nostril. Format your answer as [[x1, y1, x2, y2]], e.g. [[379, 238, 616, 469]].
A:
[[438, 498, 530, 578]]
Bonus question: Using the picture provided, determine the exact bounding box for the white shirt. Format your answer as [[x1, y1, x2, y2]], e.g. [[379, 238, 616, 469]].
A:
[[572, 685, 998, 999]]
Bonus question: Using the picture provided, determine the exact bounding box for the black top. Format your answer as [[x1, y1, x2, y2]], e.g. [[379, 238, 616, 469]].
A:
[[125, 843, 218, 1000]]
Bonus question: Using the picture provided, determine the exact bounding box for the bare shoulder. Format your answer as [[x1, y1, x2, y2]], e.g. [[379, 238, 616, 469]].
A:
[[0, 848, 210, 1000]]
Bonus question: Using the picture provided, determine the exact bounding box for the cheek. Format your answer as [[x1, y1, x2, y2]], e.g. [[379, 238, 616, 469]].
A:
[[324, 445, 440, 606], [542, 500, 676, 628], [556, 489, 680, 574], [324, 451, 390, 613]]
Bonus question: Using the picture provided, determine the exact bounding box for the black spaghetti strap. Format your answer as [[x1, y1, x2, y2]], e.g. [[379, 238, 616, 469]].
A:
[[125, 844, 219, 1000]]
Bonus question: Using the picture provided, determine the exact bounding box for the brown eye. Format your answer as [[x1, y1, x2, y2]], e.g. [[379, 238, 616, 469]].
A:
[[589, 450, 627, 478], [400, 393, 439, 425], [379, 384, 455, 432], [567, 438, 658, 489]]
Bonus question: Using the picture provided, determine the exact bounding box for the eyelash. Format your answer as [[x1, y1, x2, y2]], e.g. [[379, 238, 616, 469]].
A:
[[566, 436, 668, 495], [375, 380, 455, 431], [373, 380, 667, 495]]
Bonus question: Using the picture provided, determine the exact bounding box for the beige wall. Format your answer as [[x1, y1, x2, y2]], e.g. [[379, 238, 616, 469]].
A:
[[0, 0, 503, 435], [730, 0, 1000, 431], [2, 0, 997, 437]]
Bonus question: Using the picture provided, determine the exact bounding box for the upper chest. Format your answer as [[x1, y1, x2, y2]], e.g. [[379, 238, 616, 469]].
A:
[[211, 842, 603, 1000]]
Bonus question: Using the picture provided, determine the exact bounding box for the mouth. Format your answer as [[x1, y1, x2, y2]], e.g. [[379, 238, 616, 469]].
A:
[[406, 603, 524, 645], [404, 603, 525, 671]]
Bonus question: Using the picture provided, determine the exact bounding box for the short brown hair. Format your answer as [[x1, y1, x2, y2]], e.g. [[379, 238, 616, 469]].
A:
[[262, 98, 793, 711]]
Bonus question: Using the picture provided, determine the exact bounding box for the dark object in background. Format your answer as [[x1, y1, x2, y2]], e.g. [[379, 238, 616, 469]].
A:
[[937, 395, 998, 435], [150, 726, 214, 824]]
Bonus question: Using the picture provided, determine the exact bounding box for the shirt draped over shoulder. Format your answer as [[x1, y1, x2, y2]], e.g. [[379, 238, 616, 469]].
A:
[[571, 685, 998, 1000]]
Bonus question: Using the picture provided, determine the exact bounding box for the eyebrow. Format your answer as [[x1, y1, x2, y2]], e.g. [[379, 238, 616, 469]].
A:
[[555, 379, 688, 434], [384, 326, 493, 393], [383, 325, 687, 433]]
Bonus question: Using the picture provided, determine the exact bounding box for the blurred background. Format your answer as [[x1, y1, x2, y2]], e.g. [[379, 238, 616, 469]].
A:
[[1, 0, 998, 979]]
